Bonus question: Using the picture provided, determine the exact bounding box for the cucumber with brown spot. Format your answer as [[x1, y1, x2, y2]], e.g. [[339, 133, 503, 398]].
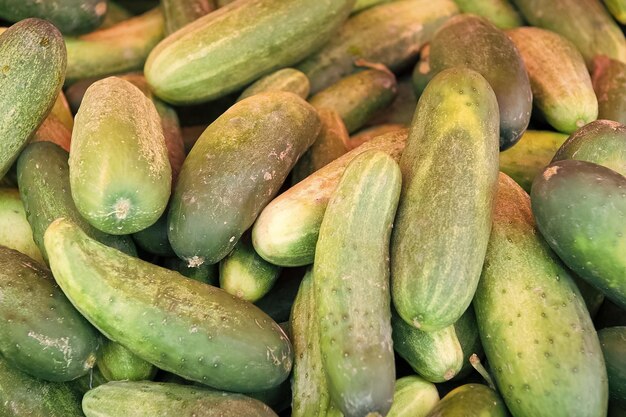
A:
[[238, 68, 310, 102], [593, 56, 626, 125]]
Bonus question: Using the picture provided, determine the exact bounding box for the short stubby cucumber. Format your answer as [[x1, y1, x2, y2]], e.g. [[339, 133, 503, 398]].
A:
[[599, 327, 626, 407], [593, 56, 626, 125], [70, 76, 172, 235], [44, 218, 293, 393], [314, 150, 401, 417], [386, 376, 439, 417], [238, 68, 310, 102], [98, 340, 157, 382], [391, 67, 499, 332], [0, 188, 43, 264], [425, 384, 509, 417]]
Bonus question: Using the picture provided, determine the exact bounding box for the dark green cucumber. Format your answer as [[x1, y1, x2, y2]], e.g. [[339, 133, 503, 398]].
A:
[[599, 327, 626, 407], [238, 68, 311, 102], [475, 172, 608, 417], [386, 376, 439, 417], [255, 269, 305, 323], [252, 129, 408, 267], [70, 77, 172, 235], [428, 14, 532, 150], [425, 384, 508, 417], [44, 218, 293, 393], [97, 340, 156, 382], [163, 257, 219, 286], [391, 67, 499, 331], [593, 56, 626, 125], [552, 119, 626, 177], [309, 68, 397, 134], [168, 91, 320, 266], [298, 0, 459, 93], [0, 246, 99, 382], [0, 356, 84, 417], [314, 150, 400, 417], [82, 381, 278, 417], [0, 19, 66, 178], [0, 188, 43, 264], [531, 160, 626, 309], [507, 27, 598, 134], [132, 211, 175, 257], [454, 305, 484, 379], [452, 0, 522, 28], [162, 0, 215, 35], [145, 0, 355, 104], [17, 141, 137, 262]]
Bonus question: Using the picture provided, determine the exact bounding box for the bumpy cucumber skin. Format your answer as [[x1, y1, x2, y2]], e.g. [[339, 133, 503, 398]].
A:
[[475, 173, 608, 417], [0, 18, 66, 178], [452, 0, 522, 29], [98, 340, 156, 382], [593, 56, 626, 125], [0, 188, 43, 264], [83, 381, 278, 417], [162, 0, 216, 35], [145, 0, 355, 104], [314, 150, 400, 417], [507, 27, 598, 134], [238, 68, 310, 102], [44, 218, 293, 393], [425, 384, 509, 417], [252, 129, 407, 267], [0, 356, 84, 417], [391, 67, 499, 332], [429, 14, 531, 150], [386, 376, 439, 417], [299, 0, 459, 94], [169, 92, 320, 266], [531, 160, 626, 309], [599, 327, 626, 407], [70, 77, 172, 235]]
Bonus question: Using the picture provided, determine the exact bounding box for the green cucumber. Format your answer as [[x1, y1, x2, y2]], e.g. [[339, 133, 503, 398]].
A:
[[0, 246, 98, 382], [314, 150, 400, 417], [252, 129, 408, 267], [454, 305, 484, 379], [352, 0, 391, 13], [145, 0, 355, 104], [510, 0, 626, 67], [163, 257, 219, 286], [132, 212, 175, 257], [425, 384, 508, 417], [604, 0, 626, 23], [100, 2, 133, 29], [219, 236, 281, 303], [0, 18, 66, 178], [599, 327, 626, 407], [0, 188, 43, 264], [593, 56, 626, 125], [391, 67, 499, 331], [168, 91, 320, 266], [0, 356, 84, 417], [428, 14, 532, 150], [348, 124, 406, 150], [82, 381, 278, 417], [531, 160, 626, 309], [70, 76, 171, 235], [17, 141, 137, 262], [475, 172, 608, 417], [162, 0, 215, 35], [386, 376, 439, 417], [507, 27, 598, 134], [452, 0, 522, 29], [98, 340, 156, 381], [298, 0, 459, 94], [238, 68, 310, 102], [44, 218, 293, 392]]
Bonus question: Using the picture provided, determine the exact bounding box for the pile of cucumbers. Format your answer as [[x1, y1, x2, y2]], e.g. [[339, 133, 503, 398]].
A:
[[0, 0, 624, 416]]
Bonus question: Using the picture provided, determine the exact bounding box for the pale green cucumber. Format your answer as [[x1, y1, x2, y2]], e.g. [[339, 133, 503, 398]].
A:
[[0, 188, 43, 264], [386, 376, 440, 417], [391, 67, 499, 332], [162, 0, 216, 34], [604, 0, 626, 23], [238, 68, 310, 102], [593, 56, 626, 125], [98, 340, 156, 382], [452, 0, 522, 28]]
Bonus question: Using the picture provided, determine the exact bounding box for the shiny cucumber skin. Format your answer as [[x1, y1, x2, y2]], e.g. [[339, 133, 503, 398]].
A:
[[599, 327, 626, 407], [475, 172, 608, 417], [386, 376, 439, 417], [0, 246, 99, 382], [507, 27, 598, 134], [425, 384, 509, 417], [593, 56, 626, 125], [531, 160, 626, 309], [238, 68, 310, 102], [82, 381, 278, 417], [168, 91, 320, 266], [17, 142, 137, 262], [145, 0, 355, 104], [429, 14, 532, 150], [252, 129, 407, 267], [452, 0, 522, 29], [0, 18, 66, 178], [44, 218, 293, 393], [97, 340, 156, 382], [391, 67, 499, 332], [70, 77, 172, 235], [298, 0, 459, 94], [162, 0, 216, 34], [0, 188, 43, 264], [314, 150, 400, 417]]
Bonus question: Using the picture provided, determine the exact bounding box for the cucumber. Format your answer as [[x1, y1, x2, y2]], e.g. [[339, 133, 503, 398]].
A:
[[0, 18, 66, 179], [452, 0, 522, 29], [314, 150, 400, 417], [100, 2, 133, 29], [604, 0, 626, 23], [391, 67, 499, 332], [162, 0, 216, 34], [428, 14, 532, 150], [552, 119, 626, 177], [298, 0, 459, 94], [162, 257, 219, 286], [0, 0, 106, 35], [44, 218, 293, 393], [475, 172, 608, 417], [425, 384, 508, 417], [17, 141, 137, 262], [348, 124, 406, 150], [0, 246, 99, 382], [599, 327, 626, 407], [70, 76, 171, 235], [132, 212, 175, 257], [510, 0, 626, 67], [593, 56, 626, 125], [168, 91, 320, 266], [238, 68, 311, 102], [366, 76, 418, 127], [98, 340, 157, 382], [352, 0, 391, 13], [145, 0, 355, 104], [0, 356, 84, 417], [386, 376, 439, 417], [252, 129, 408, 267], [0, 188, 43, 264], [531, 160, 626, 309], [82, 381, 278, 417], [507, 27, 598, 134], [454, 305, 484, 379]]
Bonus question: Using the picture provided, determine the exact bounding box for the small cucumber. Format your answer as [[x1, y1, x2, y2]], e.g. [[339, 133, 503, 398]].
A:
[[98, 340, 157, 382], [425, 384, 509, 417], [162, 0, 215, 35], [599, 327, 626, 407], [132, 212, 175, 257], [0, 188, 43, 264], [238, 68, 310, 102], [314, 150, 401, 417], [386, 376, 439, 417], [452, 0, 522, 29], [593, 56, 626, 125]]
